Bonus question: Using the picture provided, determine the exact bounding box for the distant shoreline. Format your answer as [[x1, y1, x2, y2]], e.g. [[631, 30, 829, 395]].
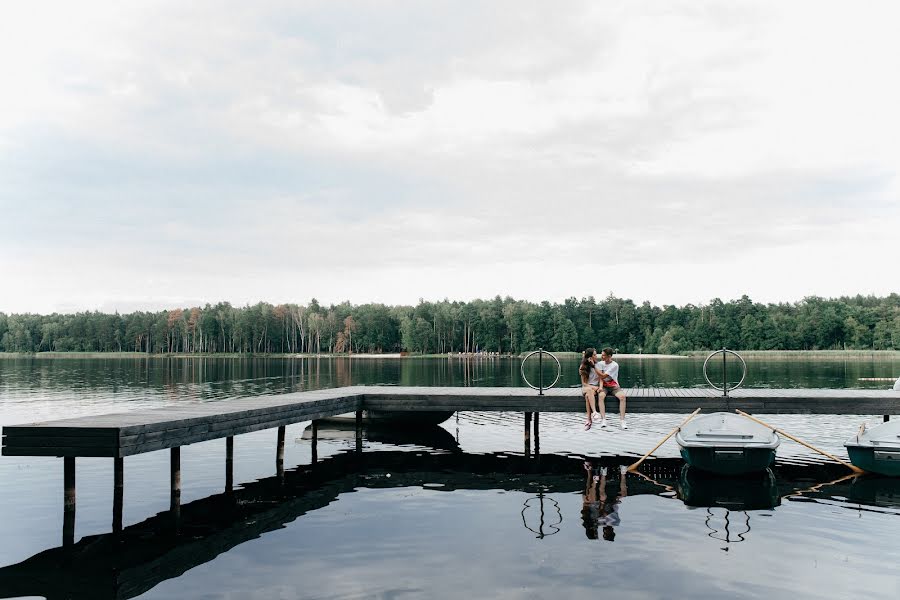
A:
[[3, 350, 896, 360], [0, 351, 684, 359]]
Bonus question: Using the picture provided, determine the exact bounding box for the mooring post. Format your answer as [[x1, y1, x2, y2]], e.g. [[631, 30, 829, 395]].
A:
[[63, 456, 75, 547], [355, 409, 363, 453], [311, 420, 318, 465], [885, 415, 890, 423], [225, 436, 234, 494], [170, 447, 181, 531], [113, 457, 124, 534], [276, 425, 286, 481], [533, 412, 540, 456]]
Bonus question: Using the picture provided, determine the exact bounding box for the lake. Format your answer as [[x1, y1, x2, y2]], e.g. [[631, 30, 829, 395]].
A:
[[1, 356, 898, 599]]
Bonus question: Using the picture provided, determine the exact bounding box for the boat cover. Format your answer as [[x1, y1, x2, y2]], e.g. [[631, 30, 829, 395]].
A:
[[845, 419, 900, 450], [676, 412, 780, 449]]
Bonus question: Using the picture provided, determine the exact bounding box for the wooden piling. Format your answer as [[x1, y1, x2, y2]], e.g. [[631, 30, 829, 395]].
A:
[[533, 412, 540, 455], [225, 436, 234, 494], [170, 447, 181, 526], [276, 426, 286, 481], [355, 409, 363, 453], [63, 457, 75, 547], [113, 457, 123, 534], [311, 420, 318, 464], [524, 412, 532, 457]]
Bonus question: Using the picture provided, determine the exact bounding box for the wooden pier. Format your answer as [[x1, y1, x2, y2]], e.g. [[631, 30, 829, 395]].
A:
[[4, 385, 899, 458], [1, 384, 898, 549]]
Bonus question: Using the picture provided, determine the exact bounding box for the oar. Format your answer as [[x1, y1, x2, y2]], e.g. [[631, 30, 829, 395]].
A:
[[627, 408, 701, 472], [734, 409, 865, 474]]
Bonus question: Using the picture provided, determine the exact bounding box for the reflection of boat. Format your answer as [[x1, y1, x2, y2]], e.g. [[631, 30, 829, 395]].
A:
[[301, 421, 461, 452], [676, 412, 779, 475], [319, 410, 454, 426], [847, 475, 900, 508], [677, 465, 780, 510], [845, 420, 900, 476]]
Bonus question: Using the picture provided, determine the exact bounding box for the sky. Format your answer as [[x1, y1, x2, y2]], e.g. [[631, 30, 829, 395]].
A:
[[1, 0, 898, 314]]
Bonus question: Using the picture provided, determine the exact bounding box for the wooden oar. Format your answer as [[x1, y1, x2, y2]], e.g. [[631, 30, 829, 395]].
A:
[[734, 409, 865, 474], [627, 408, 701, 472]]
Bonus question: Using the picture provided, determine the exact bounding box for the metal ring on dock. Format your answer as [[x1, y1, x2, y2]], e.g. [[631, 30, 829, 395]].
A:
[[520, 350, 561, 391], [702, 348, 747, 394]]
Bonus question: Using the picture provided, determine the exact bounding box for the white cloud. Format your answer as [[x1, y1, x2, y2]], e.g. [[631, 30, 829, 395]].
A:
[[1, 1, 897, 313]]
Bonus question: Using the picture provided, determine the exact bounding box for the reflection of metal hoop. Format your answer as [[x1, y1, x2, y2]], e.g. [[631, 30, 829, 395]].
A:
[[705, 508, 750, 544], [702, 348, 747, 396], [521, 493, 562, 538], [521, 350, 561, 393]]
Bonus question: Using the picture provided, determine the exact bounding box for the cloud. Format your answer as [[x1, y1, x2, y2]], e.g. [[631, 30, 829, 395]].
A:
[[1, 1, 897, 313]]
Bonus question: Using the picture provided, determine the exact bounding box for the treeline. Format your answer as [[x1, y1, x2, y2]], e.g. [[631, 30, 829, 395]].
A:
[[1, 294, 898, 355]]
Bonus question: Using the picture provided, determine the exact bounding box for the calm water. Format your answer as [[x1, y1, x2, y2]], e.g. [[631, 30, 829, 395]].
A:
[[1, 357, 899, 599]]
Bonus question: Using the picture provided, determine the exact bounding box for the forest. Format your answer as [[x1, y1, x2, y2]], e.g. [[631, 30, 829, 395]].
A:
[[1, 294, 898, 355]]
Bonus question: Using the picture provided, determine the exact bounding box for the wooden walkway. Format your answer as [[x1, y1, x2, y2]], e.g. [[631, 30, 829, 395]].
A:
[[3, 385, 898, 458], [2, 384, 897, 548]]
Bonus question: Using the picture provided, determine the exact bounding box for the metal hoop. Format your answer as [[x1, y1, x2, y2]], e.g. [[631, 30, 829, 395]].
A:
[[520, 350, 561, 392], [702, 348, 747, 395]]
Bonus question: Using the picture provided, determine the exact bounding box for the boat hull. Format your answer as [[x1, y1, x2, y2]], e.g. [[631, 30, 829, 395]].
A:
[[679, 446, 777, 476], [846, 446, 900, 477]]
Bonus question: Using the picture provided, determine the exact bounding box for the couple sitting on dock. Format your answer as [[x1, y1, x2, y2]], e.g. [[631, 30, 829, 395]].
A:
[[580, 347, 627, 430]]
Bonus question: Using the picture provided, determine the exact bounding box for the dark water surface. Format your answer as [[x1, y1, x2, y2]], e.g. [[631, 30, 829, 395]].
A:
[[1, 357, 899, 599]]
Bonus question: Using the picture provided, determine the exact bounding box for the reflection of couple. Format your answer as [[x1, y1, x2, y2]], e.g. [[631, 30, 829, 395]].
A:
[[581, 461, 627, 541]]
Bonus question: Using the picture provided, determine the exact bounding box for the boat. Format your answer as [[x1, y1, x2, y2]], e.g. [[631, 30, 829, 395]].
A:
[[675, 412, 780, 475], [845, 419, 900, 476]]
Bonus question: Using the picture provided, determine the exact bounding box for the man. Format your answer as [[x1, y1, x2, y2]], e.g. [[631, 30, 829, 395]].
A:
[[597, 347, 628, 429]]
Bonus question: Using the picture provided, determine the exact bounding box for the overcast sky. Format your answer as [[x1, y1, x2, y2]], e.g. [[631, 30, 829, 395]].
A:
[[1, 1, 897, 314]]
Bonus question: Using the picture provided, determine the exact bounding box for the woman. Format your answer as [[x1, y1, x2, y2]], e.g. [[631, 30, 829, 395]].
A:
[[579, 347, 601, 430]]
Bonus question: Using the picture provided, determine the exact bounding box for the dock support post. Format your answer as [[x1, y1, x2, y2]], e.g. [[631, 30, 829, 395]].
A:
[[276, 426, 286, 481], [170, 447, 181, 531], [63, 457, 75, 547], [225, 436, 234, 494], [311, 420, 318, 465], [113, 457, 124, 534], [885, 415, 890, 422], [533, 412, 540, 456], [524, 412, 532, 457], [355, 409, 363, 453]]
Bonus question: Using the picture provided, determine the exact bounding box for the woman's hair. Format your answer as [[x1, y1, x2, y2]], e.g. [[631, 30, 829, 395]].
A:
[[579, 347, 597, 384]]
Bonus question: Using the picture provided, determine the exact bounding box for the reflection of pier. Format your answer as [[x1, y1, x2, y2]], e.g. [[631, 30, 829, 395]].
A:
[[0, 438, 891, 600]]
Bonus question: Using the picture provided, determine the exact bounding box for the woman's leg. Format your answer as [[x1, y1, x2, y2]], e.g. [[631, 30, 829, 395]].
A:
[[583, 389, 594, 427]]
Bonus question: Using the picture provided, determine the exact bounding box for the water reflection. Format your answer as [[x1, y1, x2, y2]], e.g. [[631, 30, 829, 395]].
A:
[[675, 466, 780, 550], [677, 466, 781, 511], [581, 461, 628, 541], [3, 434, 900, 599], [521, 493, 562, 539]]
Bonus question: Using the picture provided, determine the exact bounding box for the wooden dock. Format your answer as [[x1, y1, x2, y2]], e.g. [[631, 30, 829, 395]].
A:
[[4, 385, 899, 458], [1, 384, 897, 548]]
